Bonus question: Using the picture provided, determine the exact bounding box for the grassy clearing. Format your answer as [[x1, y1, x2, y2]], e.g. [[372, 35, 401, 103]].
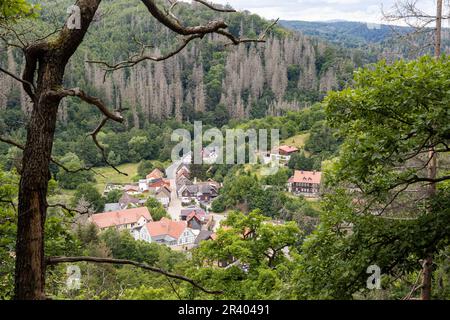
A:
[[282, 133, 310, 149], [93, 162, 140, 192]]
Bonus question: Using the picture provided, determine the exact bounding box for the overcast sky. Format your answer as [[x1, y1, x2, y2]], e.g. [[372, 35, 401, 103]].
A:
[[208, 0, 438, 24]]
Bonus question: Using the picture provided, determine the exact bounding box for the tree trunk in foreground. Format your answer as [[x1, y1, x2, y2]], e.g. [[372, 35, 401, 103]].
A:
[[14, 0, 102, 299], [14, 60, 63, 299]]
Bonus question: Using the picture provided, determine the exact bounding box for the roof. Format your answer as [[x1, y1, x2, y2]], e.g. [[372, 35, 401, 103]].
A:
[[177, 164, 190, 174], [146, 168, 164, 180], [288, 170, 322, 184], [104, 203, 121, 212], [197, 183, 217, 194], [186, 211, 203, 222], [124, 184, 139, 192], [145, 217, 187, 240], [148, 179, 171, 189], [90, 207, 152, 229], [156, 186, 171, 197], [180, 183, 217, 195], [180, 207, 206, 217], [277, 145, 299, 154], [207, 178, 221, 188], [119, 193, 140, 205], [194, 230, 215, 244], [177, 175, 192, 186]]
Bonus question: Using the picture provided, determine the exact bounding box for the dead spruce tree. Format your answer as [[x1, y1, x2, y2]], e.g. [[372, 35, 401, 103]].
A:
[[0, 0, 276, 300]]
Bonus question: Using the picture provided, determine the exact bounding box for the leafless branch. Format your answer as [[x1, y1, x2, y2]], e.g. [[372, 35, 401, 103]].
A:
[[48, 87, 123, 122], [46, 256, 223, 295], [0, 66, 36, 99], [86, 34, 204, 72], [88, 116, 127, 176], [87, 1, 278, 72], [0, 22, 28, 48], [45, 87, 127, 175], [47, 203, 91, 215], [193, 0, 236, 13], [216, 18, 278, 45], [382, 0, 448, 56], [0, 135, 102, 176]]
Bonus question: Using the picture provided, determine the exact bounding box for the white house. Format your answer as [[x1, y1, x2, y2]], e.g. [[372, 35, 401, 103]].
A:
[[133, 218, 196, 247], [139, 179, 149, 192], [89, 207, 153, 231], [155, 186, 171, 208]]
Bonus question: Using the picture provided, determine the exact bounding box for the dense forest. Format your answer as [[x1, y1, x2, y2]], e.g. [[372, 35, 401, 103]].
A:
[[0, 0, 449, 303], [0, 0, 368, 169], [0, 0, 369, 123]]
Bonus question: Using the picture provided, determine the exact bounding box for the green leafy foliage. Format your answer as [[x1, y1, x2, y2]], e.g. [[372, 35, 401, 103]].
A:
[[294, 56, 450, 299], [190, 210, 301, 299], [56, 153, 95, 189], [145, 197, 169, 221], [71, 183, 104, 213], [0, 0, 39, 21]]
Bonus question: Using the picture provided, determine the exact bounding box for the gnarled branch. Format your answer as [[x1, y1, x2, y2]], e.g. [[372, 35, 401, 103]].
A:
[[45, 87, 127, 176], [48, 87, 123, 122], [88, 1, 278, 72], [47, 203, 91, 216], [86, 33, 204, 72]]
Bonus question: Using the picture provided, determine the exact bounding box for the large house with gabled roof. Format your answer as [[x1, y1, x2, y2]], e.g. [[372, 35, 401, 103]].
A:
[[89, 207, 153, 231], [132, 217, 196, 247], [288, 170, 322, 196]]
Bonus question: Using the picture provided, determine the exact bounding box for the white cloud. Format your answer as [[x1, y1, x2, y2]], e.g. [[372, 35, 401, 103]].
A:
[[207, 0, 436, 24]]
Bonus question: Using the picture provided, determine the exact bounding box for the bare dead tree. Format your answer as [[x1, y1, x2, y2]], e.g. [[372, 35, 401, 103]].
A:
[[383, 0, 449, 57], [0, 0, 277, 300]]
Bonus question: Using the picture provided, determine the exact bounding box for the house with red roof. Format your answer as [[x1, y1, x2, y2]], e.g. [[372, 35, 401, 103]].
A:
[[133, 217, 196, 246], [265, 145, 299, 165], [278, 145, 299, 155], [179, 207, 206, 221], [186, 211, 203, 230], [176, 164, 190, 179], [146, 168, 164, 181], [89, 207, 153, 231], [148, 178, 170, 188], [124, 184, 140, 195], [288, 170, 322, 197], [139, 169, 169, 192]]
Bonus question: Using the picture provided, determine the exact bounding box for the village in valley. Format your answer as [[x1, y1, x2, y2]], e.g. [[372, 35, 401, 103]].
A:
[[86, 144, 322, 251]]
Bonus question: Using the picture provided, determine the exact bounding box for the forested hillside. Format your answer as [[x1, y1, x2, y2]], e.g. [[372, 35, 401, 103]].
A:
[[0, 0, 370, 126], [281, 19, 450, 60], [0, 0, 372, 170], [279, 20, 409, 47]]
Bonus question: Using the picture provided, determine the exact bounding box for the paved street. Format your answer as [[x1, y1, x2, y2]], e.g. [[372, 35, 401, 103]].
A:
[[167, 178, 182, 221], [209, 213, 226, 231]]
